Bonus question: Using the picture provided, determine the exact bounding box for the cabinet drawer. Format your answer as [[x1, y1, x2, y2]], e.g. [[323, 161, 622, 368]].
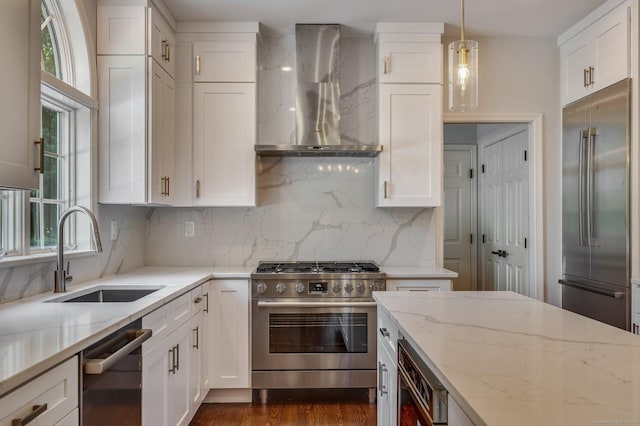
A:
[[0, 356, 78, 426], [387, 279, 452, 291], [193, 41, 256, 82], [377, 306, 398, 356], [143, 291, 192, 352], [191, 284, 205, 314]]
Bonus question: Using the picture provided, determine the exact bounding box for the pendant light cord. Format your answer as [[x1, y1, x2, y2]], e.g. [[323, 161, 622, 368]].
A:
[[460, 0, 465, 42]]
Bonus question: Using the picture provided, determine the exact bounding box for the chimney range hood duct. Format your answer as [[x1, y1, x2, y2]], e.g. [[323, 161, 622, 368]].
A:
[[255, 24, 382, 157]]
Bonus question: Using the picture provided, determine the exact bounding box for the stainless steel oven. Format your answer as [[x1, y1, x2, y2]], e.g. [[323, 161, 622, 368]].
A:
[[81, 319, 151, 426], [251, 261, 385, 404], [397, 337, 448, 426]]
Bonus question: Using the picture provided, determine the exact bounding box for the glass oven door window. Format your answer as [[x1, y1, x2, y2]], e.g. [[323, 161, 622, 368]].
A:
[[269, 312, 368, 353]]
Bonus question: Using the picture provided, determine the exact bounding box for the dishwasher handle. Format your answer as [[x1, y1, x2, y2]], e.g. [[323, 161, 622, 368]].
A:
[[84, 328, 152, 375]]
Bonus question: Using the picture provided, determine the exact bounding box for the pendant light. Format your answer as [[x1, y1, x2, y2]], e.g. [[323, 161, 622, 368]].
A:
[[448, 0, 478, 111]]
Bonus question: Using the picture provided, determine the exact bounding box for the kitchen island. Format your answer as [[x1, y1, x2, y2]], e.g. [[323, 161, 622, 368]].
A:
[[374, 291, 640, 425]]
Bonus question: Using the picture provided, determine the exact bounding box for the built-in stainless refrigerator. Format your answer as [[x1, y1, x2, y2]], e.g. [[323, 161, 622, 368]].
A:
[[560, 78, 630, 330]]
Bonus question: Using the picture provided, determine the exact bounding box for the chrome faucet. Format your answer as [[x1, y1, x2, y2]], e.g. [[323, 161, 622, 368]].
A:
[[54, 206, 103, 293]]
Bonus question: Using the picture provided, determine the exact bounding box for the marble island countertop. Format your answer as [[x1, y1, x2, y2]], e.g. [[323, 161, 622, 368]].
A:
[[374, 291, 640, 426], [0, 266, 252, 397], [382, 265, 458, 278]]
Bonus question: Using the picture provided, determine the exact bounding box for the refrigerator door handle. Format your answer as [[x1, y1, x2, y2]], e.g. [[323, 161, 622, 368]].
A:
[[579, 129, 589, 246], [588, 128, 597, 246], [558, 279, 625, 299]]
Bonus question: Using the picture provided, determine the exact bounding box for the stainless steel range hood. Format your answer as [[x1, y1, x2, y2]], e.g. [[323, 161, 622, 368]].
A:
[[255, 24, 382, 157]]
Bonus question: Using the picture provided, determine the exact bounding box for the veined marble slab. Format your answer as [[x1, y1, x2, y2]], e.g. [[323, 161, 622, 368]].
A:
[[0, 266, 251, 397], [382, 266, 458, 279], [374, 291, 640, 426]]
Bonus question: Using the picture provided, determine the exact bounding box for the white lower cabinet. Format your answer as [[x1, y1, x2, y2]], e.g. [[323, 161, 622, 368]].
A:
[[377, 306, 398, 426], [386, 278, 452, 292], [448, 394, 474, 426], [208, 279, 250, 389], [0, 356, 79, 426], [142, 282, 209, 426]]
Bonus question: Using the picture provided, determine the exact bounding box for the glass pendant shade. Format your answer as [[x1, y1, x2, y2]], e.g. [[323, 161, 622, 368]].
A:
[[448, 39, 478, 111]]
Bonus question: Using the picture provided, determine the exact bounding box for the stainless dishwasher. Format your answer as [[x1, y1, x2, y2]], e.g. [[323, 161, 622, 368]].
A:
[[81, 319, 151, 426]]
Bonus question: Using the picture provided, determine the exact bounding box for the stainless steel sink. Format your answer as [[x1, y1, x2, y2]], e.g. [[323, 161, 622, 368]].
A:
[[47, 286, 164, 303]]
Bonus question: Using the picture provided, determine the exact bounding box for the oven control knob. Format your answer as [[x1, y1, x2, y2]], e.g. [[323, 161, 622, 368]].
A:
[[332, 283, 342, 293], [344, 282, 354, 293], [256, 282, 267, 294], [295, 282, 305, 294], [369, 282, 377, 291], [356, 282, 365, 293], [276, 282, 287, 294]]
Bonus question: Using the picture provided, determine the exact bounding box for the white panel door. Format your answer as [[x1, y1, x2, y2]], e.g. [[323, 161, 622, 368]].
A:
[[560, 33, 592, 106], [480, 130, 529, 295], [193, 42, 256, 83], [209, 279, 250, 389], [592, 5, 629, 93], [378, 41, 442, 83], [167, 322, 191, 426], [443, 146, 476, 291], [193, 83, 256, 206], [98, 55, 146, 204], [377, 84, 442, 207], [0, 0, 40, 190]]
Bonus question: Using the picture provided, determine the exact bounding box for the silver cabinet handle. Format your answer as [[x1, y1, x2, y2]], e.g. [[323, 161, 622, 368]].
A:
[[196, 180, 201, 198], [578, 129, 588, 246], [168, 346, 175, 374], [161, 40, 167, 60], [11, 404, 48, 426], [558, 279, 625, 299], [203, 292, 209, 313], [378, 361, 388, 396], [193, 326, 199, 349], [379, 327, 390, 338], [175, 343, 180, 371], [34, 138, 44, 174], [384, 181, 388, 199], [257, 300, 377, 308], [84, 329, 152, 374], [166, 176, 170, 196], [583, 68, 588, 87], [195, 55, 201, 75], [588, 66, 594, 85]]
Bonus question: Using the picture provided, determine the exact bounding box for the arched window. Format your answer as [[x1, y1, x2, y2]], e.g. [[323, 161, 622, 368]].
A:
[[0, 0, 97, 258]]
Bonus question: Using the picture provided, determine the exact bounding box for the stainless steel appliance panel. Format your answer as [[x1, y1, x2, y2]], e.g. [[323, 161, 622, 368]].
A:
[[561, 279, 628, 329], [588, 79, 630, 286], [252, 299, 377, 371]]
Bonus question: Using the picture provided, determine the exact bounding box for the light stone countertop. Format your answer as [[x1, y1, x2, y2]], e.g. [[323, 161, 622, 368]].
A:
[[0, 266, 252, 397], [374, 290, 640, 426], [382, 266, 458, 279]]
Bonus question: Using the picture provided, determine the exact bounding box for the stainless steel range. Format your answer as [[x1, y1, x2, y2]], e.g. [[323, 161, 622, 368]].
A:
[[251, 261, 386, 404]]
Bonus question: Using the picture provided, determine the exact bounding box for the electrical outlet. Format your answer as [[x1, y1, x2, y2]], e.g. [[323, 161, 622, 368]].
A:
[[185, 220, 195, 237], [110, 220, 118, 241]]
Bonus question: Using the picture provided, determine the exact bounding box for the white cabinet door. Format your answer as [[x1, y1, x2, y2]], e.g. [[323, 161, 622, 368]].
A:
[[209, 279, 250, 388], [0, 0, 40, 190], [148, 59, 175, 205], [559, 3, 629, 105], [189, 311, 203, 416], [193, 41, 256, 83], [97, 4, 146, 55], [376, 334, 397, 426], [377, 84, 442, 207], [378, 40, 442, 84], [98, 55, 147, 204], [167, 321, 191, 426], [149, 8, 175, 78], [142, 337, 169, 426], [0, 356, 78, 426], [193, 83, 256, 206]]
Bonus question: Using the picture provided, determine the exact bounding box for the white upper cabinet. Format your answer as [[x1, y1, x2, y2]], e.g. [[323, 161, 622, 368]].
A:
[[377, 34, 442, 84], [375, 23, 444, 208], [559, 3, 629, 105], [0, 0, 40, 190], [193, 41, 256, 83], [97, 1, 176, 205]]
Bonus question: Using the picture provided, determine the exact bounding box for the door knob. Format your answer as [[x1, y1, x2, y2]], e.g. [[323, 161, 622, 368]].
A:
[[491, 250, 501, 256]]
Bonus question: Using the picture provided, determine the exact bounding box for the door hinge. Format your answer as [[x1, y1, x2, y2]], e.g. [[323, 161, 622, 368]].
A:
[[524, 150, 528, 162], [470, 234, 473, 244], [481, 164, 486, 173], [524, 237, 527, 249], [482, 234, 486, 243], [469, 169, 474, 179]]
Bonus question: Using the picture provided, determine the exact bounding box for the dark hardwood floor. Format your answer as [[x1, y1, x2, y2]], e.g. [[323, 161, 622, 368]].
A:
[[190, 389, 377, 426]]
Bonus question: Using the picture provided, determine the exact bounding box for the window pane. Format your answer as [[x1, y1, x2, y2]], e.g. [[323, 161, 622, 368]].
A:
[[42, 106, 60, 153], [41, 3, 60, 78], [43, 156, 60, 199], [43, 203, 59, 247], [30, 203, 41, 248]]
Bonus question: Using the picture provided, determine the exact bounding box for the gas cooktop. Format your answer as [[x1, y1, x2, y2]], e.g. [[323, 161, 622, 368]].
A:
[[255, 261, 380, 274]]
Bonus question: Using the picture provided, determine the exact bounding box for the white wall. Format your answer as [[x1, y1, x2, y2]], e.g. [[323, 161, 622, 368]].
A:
[[443, 36, 562, 305]]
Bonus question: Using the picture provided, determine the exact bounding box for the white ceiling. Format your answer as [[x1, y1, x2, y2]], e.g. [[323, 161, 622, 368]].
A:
[[164, 0, 609, 38]]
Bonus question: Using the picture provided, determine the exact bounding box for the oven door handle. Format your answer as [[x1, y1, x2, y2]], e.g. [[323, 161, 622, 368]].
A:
[[84, 329, 152, 375], [257, 300, 378, 308]]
